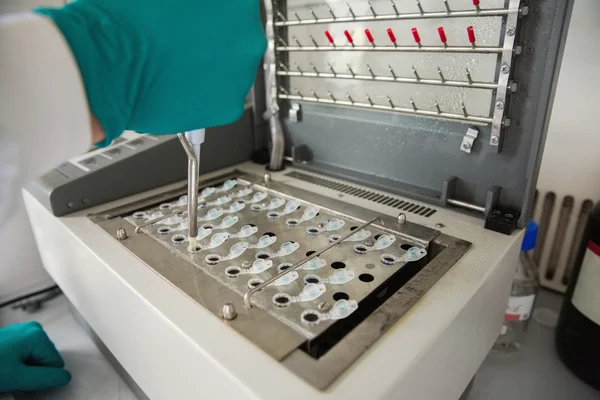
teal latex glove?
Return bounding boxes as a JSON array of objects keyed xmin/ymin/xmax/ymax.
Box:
[
  {"xmin": 36, "ymin": 0, "xmax": 266, "ymax": 146},
  {"xmin": 0, "ymin": 322, "xmax": 71, "ymax": 393}
]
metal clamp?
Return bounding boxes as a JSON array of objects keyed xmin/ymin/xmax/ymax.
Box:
[
  {"xmin": 244, "ymin": 216, "xmax": 383, "ymax": 308},
  {"xmin": 460, "ymin": 127, "xmax": 479, "ymax": 153}
]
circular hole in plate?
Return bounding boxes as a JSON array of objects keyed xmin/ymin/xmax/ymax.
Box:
[
  {"xmin": 306, "ymin": 227, "xmax": 320, "ymax": 235},
  {"xmin": 306, "ymin": 251, "xmax": 316, "ymax": 257},
  {"xmin": 237, "ymin": 200, "xmax": 245, "ymax": 204},
  {"xmin": 133, "ymin": 212, "xmax": 146, "ymax": 219},
  {"xmin": 381, "ymin": 255, "xmax": 397, "ymax": 265},
  {"xmin": 176, "ymin": 212, "xmax": 185, "ymax": 217},
  {"xmin": 354, "ymin": 245, "xmax": 368, "ymax": 255},
  {"xmin": 225, "ymin": 267, "xmax": 240, "ymax": 277},
  {"xmin": 172, "ymin": 235, "xmax": 186, "ymax": 244},
  {"xmin": 198, "ymin": 203, "xmax": 208, "ymax": 209},
  {"xmin": 263, "ymin": 232, "xmax": 276, "ymax": 237},
  {"xmin": 158, "ymin": 227, "xmax": 171, "ymax": 235},
  {"xmin": 331, "ymin": 261, "xmax": 346, "ymax": 269},
  {"xmin": 303, "ymin": 312, "xmax": 319, "ymax": 322},
  {"xmin": 374, "ymin": 234, "xmax": 382, "ymax": 240},
  {"xmin": 202, "ymin": 224, "xmax": 213, "ymax": 230},
  {"xmin": 359, "ymin": 273, "xmax": 375, "ymax": 283},
  {"xmin": 329, "ymin": 235, "xmax": 340, "ymax": 243},
  {"xmin": 365, "ymin": 263, "xmax": 376, "ymax": 270},
  {"xmin": 247, "ymin": 278, "xmax": 264, "ymax": 289},
  {"xmin": 333, "ymin": 292, "xmax": 350, "ymax": 301},
  {"xmin": 248, "ymin": 224, "xmax": 257, "ymax": 227},
  {"xmin": 304, "ymin": 275, "xmax": 320, "ymax": 284},
  {"xmin": 208, "ymin": 256, "xmax": 220, "ymax": 262},
  {"xmin": 350, "ymin": 226, "xmax": 358, "ymax": 231},
  {"xmin": 286, "ymin": 219, "xmax": 299, "ymax": 227},
  {"xmin": 267, "ymin": 212, "xmax": 280, "ymax": 219},
  {"xmin": 273, "ymin": 294, "xmax": 290, "ymax": 307},
  {"xmin": 278, "ymin": 263, "xmax": 292, "ymax": 272},
  {"xmin": 194, "ymin": 245, "xmax": 202, "ymax": 252},
  {"xmin": 250, "ymin": 204, "xmax": 262, "ymax": 212},
  {"xmin": 159, "ymin": 203, "xmax": 171, "ymax": 210},
  {"xmin": 256, "ymin": 252, "xmax": 270, "ymax": 260},
  {"xmin": 400, "ymin": 244, "xmax": 412, "ymax": 251}
]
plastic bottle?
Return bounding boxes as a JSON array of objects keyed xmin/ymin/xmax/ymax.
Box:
[{"xmin": 493, "ymin": 221, "xmax": 539, "ymax": 353}]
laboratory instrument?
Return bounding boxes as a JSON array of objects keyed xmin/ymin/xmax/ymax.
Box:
[
  {"xmin": 23, "ymin": 1, "xmax": 574, "ymax": 399},
  {"xmin": 556, "ymin": 200, "xmax": 600, "ymax": 391}
]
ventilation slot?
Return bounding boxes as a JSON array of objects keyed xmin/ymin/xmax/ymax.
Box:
[
  {"xmin": 533, "ymin": 190, "xmax": 596, "ymax": 293},
  {"xmin": 285, "ymin": 171, "xmax": 437, "ymax": 218}
]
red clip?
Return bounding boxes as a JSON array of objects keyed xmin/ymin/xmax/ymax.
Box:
[
  {"xmin": 344, "ymin": 30, "xmax": 354, "ymax": 44},
  {"xmin": 387, "ymin": 28, "xmax": 397, "ymax": 43},
  {"xmin": 473, "ymin": 0, "xmax": 480, "ymax": 6},
  {"xmin": 365, "ymin": 29, "xmax": 374, "ymax": 44},
  {"xmin": 467, "ymin": 26, "xmax": 476, "ymax": 44},
  {"xmin": 411, "ymin": 27, "xmax": 421, "ymax": 44},
  {"xmin": 438, "ymin": 27, "xmax": 447, "ymax": 44},
  {"xmin": 325, "ymin": 30, "xmax": 335, "ymax": 44}
]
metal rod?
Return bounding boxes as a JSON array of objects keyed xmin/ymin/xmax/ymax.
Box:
[
  {"xmin": 391, "ymin": 0, "xmax": 399, "ymax": 15},
  {"xmin": 366, "ymin": 95, "xmax": 374, "ymax": 106},
  {"xmin": 276, "ymin": 45, "xmax": 503, "ymax": 54},
  {"xmin": 447, "ymin": 198, "xmax": 485, "ymax": 213},
  {"xmin": 177, "ymin": 133, "xmax": 199, "ymax": 252},
  {"xmin": 278, "ymin": 94, "xmax": 494, "ymax": 124},
  {"xmin": 410, "ymin": 98, "xmax": 418, "ymax": 111},
  {"xmin": 466, "ymin": 67, "xmax": 473, "ymax": 84},
  {"xmin": 367, "ymin": 64, "xmax": 375, "ymax": 78},
  {"xmin": 387, "ymin": 96, "xmax": 395, "ymax": 107},
  {"xmin": 309, "ymin": 35, "xmax": 319, "ymax": 47},
  {"xmin": 274, "ymin": 8, "xmax": 510, "ymax": 26},
  {"xmin": 437, "ymin": 67, "xmax": 446, "ymax": 82},
  {"xmin": 292, "ymin": 36, "xmax": 302, "ymax": 47},
  {"xmin": 310, "ymin": 63, "xmax": 319, "ymax": 73},
  {"xmin": 347, "ymin": 63, "xmax": 355, "ymax": 77},
  {"xmin": 412, "ymin": 66, "xmax": 420, "ymax": 80},
  {"xmin": 461, "ymin": 102, "xmax": 468, "ymax": 118},
  {"xmin": 276, "ymin": 11, "xmax": 286, "ymax": 22},
  {"xmin": 368, "ymin": 1, "xmax": 377, "ymax": 16},
  {"xmin": 443, "ymin": 0, "xmax": 451, "ymax": 13},
  {"xmin": 244, "ymin": 217, "xmax": 383, "ymax": 307},
  {"xmin": 134, "ymin": 206, "xmax": 186, "ymax": 233},
  {"xmin": 310, "ymin": 8, "xmax": 318, "ymax": 20},
  {"xmin": 434, "ymin": 101, "xmax": 442, "ymax": 114},
  {"xmin": 327, "ymin": 5, "xmax": 336, "ymax": 19},
  {"xmin": 292, "ymin": 9, "xmax": 301, "ymax": 21},
  {"xmin": 328, "ymin": 63, "xmax": 337, "ymax": 75},
  {"xmin": 388, "ymin": 65, "xmax": 397, "ymax": 79}
]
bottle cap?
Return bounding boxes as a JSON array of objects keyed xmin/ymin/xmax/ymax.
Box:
[{"xmin": 521, "ymin": 220, "xmax": 539, "ymax": 251}]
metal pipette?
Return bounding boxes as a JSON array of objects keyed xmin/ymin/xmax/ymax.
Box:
[{"xmin": 177, "ymin": 130, "xmax": 205, "ymax": 253}]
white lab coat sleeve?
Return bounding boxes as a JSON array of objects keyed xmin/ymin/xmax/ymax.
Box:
[{"xmin": 0, "ymin": 13, "xmax": 91, "ymax": 226}]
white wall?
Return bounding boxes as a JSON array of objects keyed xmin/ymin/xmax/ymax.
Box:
[
  {"xmin": 0, "ymin": 0, "xmax": 64, "ymax": 302},
  {"xmin": 537, "ymin": 0, "xmax": 600, "ymax": 200}
]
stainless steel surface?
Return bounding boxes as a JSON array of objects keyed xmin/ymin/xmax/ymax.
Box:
[
  {"xmin": 243, "ymin": 216, "xmax": 382, "ymax": 308},
  {"xmin": 221, "ymin": 302, "xmax": 238, "ymax": 321},
  {"xmin": 264, "ymin": 0, "xmax": 285, "ymax": 171},
  {"xmin": 116, "ymin": 228, "xmax": 128, "ymax": 241},
  {"xmin": 489, "ymin": 0, "xmax": 520, "ymax": 151},
  {"xmin": 133, "ymin": 206, "xmax": 186, "ymax": 234},
  {"xmin": 461, "ymin": 127, "xmax": 480, "ymax": 153},
  {"xmin": 277, "ymin": 45, "xmax": 504, "ymax": 53},
  {"xmin": 90, "ymin": 170, "xmax": 471, "ymax": 390},
  {"xmin": 448, "ymin": 198, "xmax": 486, "ymax": 213},
  {"xmin": 275, "ymin": 8, "xmax": 510, "ymax": 26},
  {"xmin": 279, "ymin": 94, "xmax": 493, "ymax": 124},
  {"xmin": 177, "ymin": 133, "xmax": 199, "ymax": 251}
]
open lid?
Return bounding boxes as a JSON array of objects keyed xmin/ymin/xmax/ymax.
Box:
[{"xmin": 258, "ymin": 0, "xmax": 574, "ymax": 232}]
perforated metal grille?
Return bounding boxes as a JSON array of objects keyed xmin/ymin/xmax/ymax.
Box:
[{"xmin": 285, "ymin": 171, "xmax": 437, "ymax": 218}]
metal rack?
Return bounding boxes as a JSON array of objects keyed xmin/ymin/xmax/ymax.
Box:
[{"xmin": 266, "ymin": 0, "xmax": 525, "ymax": 153}]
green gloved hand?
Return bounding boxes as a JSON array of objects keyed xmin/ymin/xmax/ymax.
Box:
[
  {"xmin": 36, "ymin": 0, "xmax": 266, "ymax": 146},
  {"xmin": 0, "ymin": 321, "xmax": 71, "ymax": 393}
]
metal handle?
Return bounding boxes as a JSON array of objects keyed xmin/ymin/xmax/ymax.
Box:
[
  {"xmin": 243, "ymin": 216, "xmax": 383, "ymax": 308},
  {"xmin": 276, "ymin": 45, "xmax": 503, "ymax": 54}
]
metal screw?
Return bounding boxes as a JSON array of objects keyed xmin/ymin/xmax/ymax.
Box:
[
  {"xmin": 364, "ymin": 240, "xmax": 375, "ymax": 247},
  {"xmin": 462, "ymin": 142, "xmax": 471, "ymax": 150},
  {"xmin": 496, "ymin": 101, "xmax": 504, "ymax": 110},
  {"xmin": 318, "ymin": 302, "xmax": 331, "ymax": 312},
  {"xmin": 506, "ymin": 26, "xmax": 516, "ymax": 36},
  {"xmin": 520, "ymin": 6, "xmax": 530, "ymax": 16},
  {"xmin": 503, "ymin": 118, "xmax": 512, "ymax": 127},
  {"xmin": 397, "ymin": 213, "xmax": 407, "ymax": 225},
  {"xmin": 491, "ymin": 136, "xmax": 499, "ymax": 145},
  {"xmin": 501, "ymin": 64, "xmax": 510, "ymax": 74},
  {"xmin": 263, "ymin": 172, "xmax": 271, "ymax": 185},
  {"xmin": 116, "ymin": 228, "xmax": 128, "ymax": 241},
  {"xmin": 221, "ymin": 303, "xmax": 237, "ymax": 321},
  {"xmin": 67, "ymin": 201, "xmax": 74, "ymax": 208},
  {"xmin": 435, "ymin": 223, "xmax": 445, "ymax": 229}
]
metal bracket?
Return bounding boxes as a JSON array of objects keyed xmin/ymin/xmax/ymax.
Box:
[
  {"xmin": 460, "ymin": 127, "xmax": 479, "ymax": 153},
  {"xmin": 288, "ymin": 102, "xmax": 302, "ymax": 122}
]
